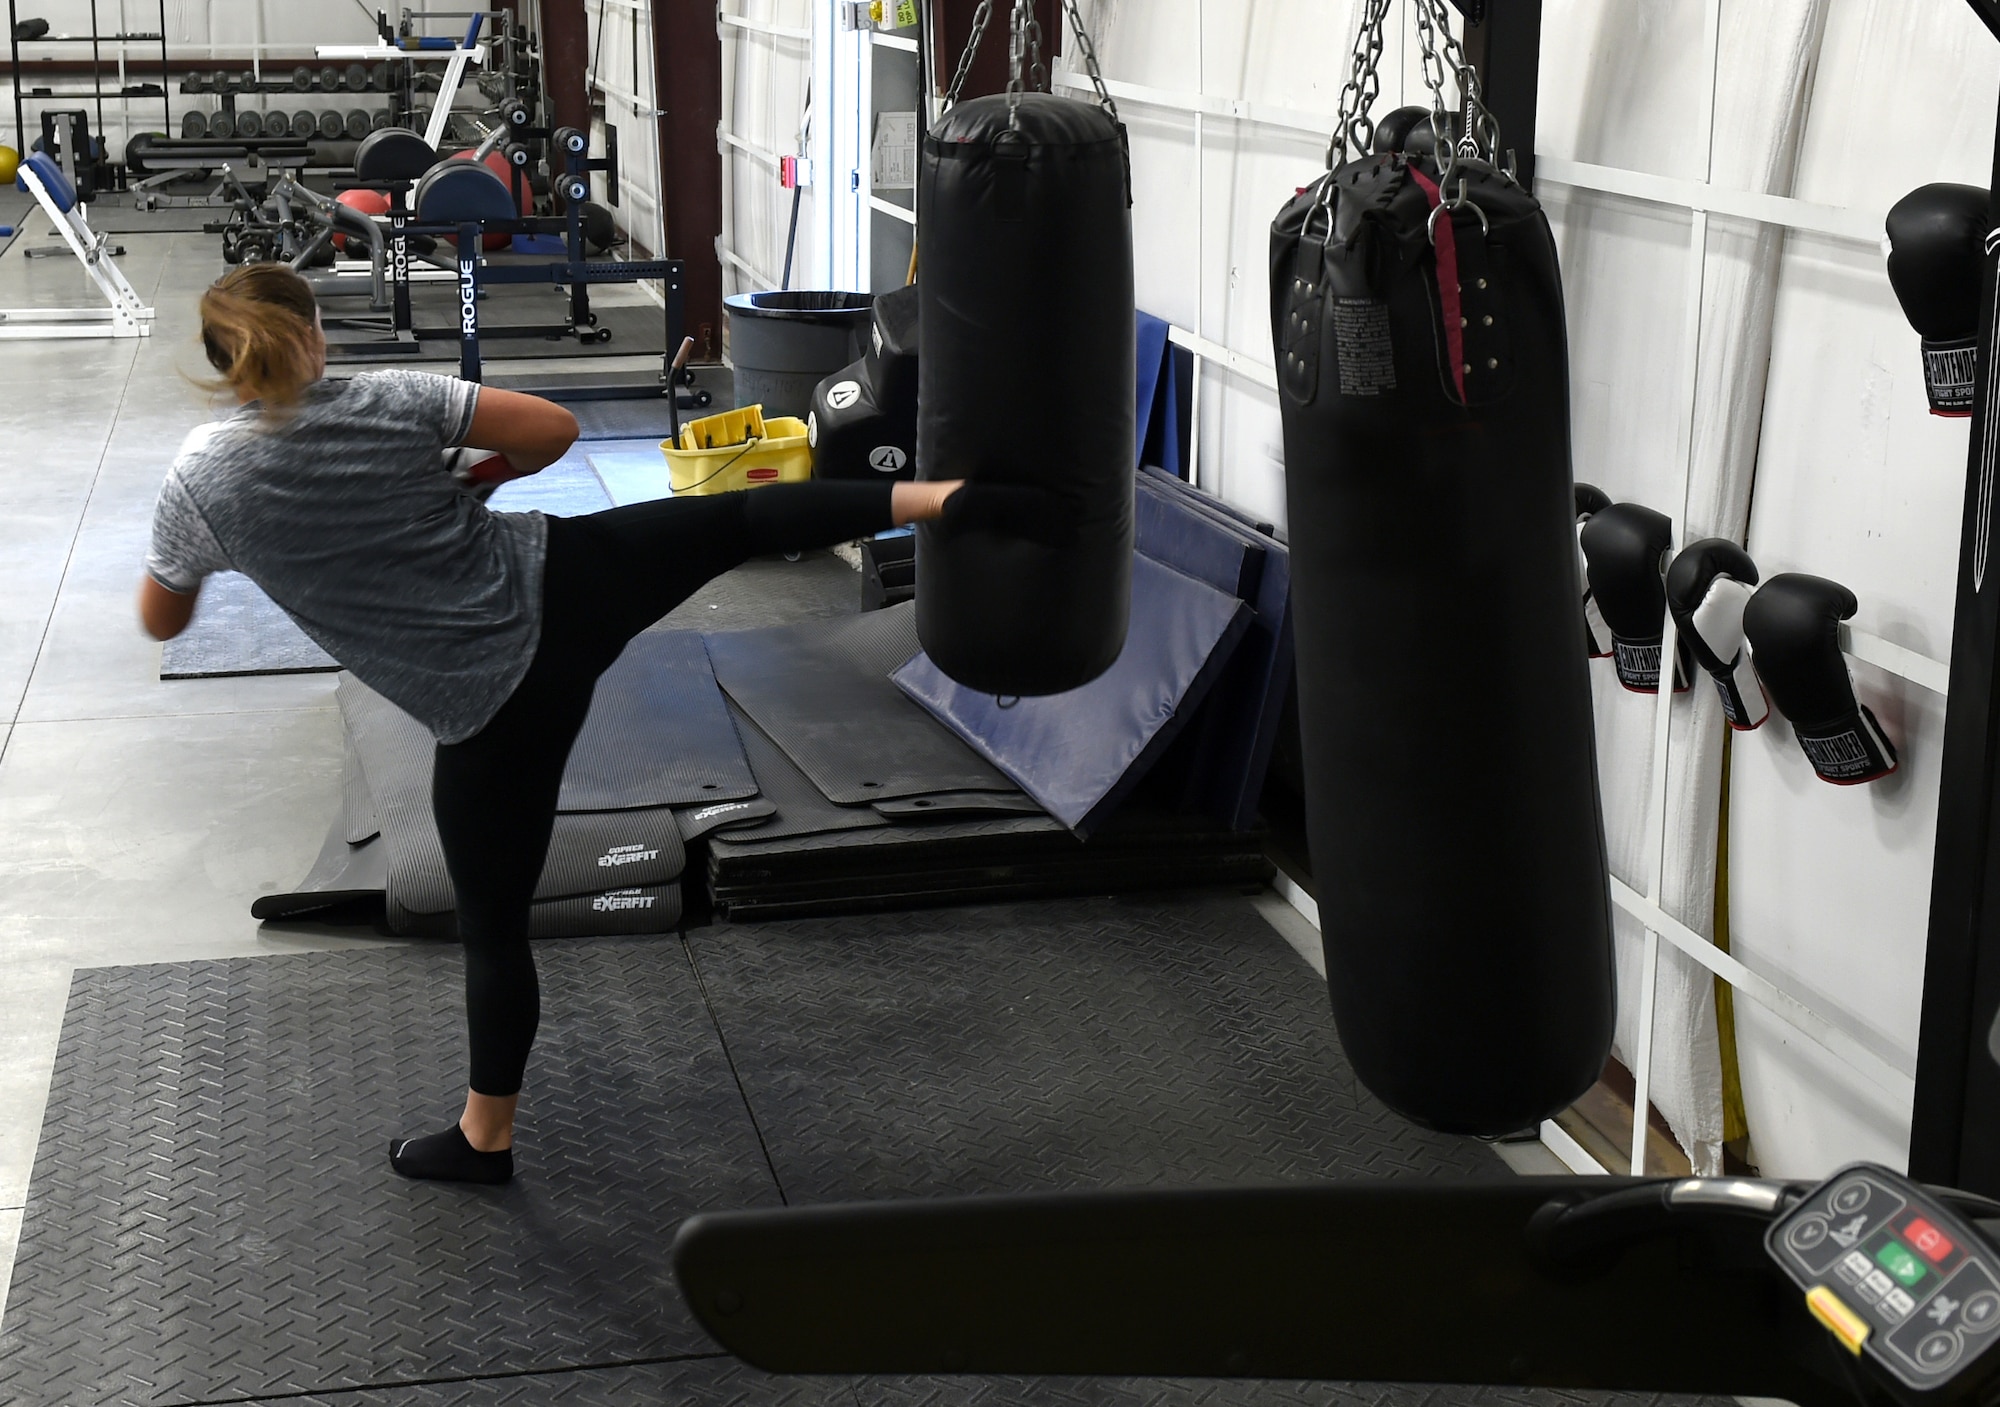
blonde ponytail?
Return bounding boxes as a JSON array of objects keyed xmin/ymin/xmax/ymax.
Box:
[{"xmin": 198, "ymin": 263, "xmax": 322, "ymax": 410}]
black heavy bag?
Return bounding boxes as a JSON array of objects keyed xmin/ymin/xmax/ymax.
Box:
[
  {"xmin": 1270, "ymin": 132, "xmax": 1614, "ymax": 1136},
  {"xmin": 916, "ymin": 92, "xmax": 1135, "ymax": 696}
]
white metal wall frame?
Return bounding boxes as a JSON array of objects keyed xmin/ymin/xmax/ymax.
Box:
[
  {"xmin": 717, "ymin": 2, "xmax": 816, "ymax": 295},
  {"xmin": 1055, "ymin": 0, "xmax": 1932, "ymax": 1177}
]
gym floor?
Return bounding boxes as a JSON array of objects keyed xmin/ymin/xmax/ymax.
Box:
[
  {"xmin": 0, "ymin": 213, "xmax": 1569, "ymax": 1395},
  {"xmin": 0, "ymin": 214, "xmax": 734, "ymax": 1325}
]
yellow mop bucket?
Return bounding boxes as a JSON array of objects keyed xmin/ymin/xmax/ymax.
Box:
[{"xmin": 661, "ymin": 404, "xmax": 814, "ymax": 495}]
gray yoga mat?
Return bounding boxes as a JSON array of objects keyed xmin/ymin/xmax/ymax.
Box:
[
  {"xmin": 704, "ymin": 604, "xmax": 1018, "ymax": 806},
  {"xmin": 337, "ymin": 675, "xmax": 687, "ymax": 927}
]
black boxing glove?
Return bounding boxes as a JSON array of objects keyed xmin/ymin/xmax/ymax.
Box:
[
  {"xmin": 1664, "ymin": 538, "xmax": 1768, "ymax": 729},
  {"xmin": 1580, "ymin": 502, "xmax": 1691, "ymax": 693},
  {"xmin": 1743, "ymin": 573, "xmax": 1897, "ymax": 785},
  {"xmin": 1885, "ymin": 183, "xmax": 1990, "ymax": 416},
  {"xmin": 1575, "ymin": 483, "xmax": 1613, "ymax": 659}
]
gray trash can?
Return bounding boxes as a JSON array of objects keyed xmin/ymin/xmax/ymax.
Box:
[{"xmin": 726, "ymin": 291, "xmax": 876, "ymax": 419}]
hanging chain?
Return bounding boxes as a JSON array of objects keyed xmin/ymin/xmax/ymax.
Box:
[
  {"xmin": 943, "ymin": 0, "xmax": 998, "ymax": 111},
  {"xmin": 1429, "ymin": 0, "xmax": 1504, "ymax": 171},
  {"xmin": 1411, "ymin": 0, "xmax": 1461, "ymax": 190},
  {"xmin": 1061, "ymin": 0, "xmax": 1118, "ymax": 120},
  {"xmin": 1326, "ymin": 0, "xmax": 1393, "ymax": 170},
  {"xmin": 1000, "ymin": 0, "xmax": 1032, "ymax": 126}
]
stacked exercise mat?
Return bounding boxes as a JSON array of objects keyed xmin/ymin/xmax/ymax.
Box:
[{"xmin": 251, "ymin": 468, "xmax": 1288, "ymax": 932}]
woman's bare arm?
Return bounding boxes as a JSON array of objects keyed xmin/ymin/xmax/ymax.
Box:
[
  {"xmin": 138, "ymin": 576, "xmax": 200, "ymax": 640},
  {"xmin": 460, "ymin": 387, "xmax": 580, "ymax": 473}
]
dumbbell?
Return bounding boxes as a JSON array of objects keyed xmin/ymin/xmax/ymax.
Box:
[
  {"xmin": 182, "ymin": 72, "xmax": 209, "ymax": 93},
  {"xmin": 319, "ymin": 65, "xmax": 341, "ymax": 92},
  {"xmin": 343, "ymin": 109, "xmax": 372, "ymax": 140},
  {"xmin": 553, "ymin": 125, "xmax": 588, "ymax": 157},
  {"xmin": 504, "ymin": 101, "xmax": 533, "ymax": 129},
  {"xmin": 370, "ymin": 109, "xmax": 393, "ymax": 131},
  {"xmin": 290, "ymin": 65, "xmax": 312, "ymax": 92},
  {"xmin": 345, "ymin": 62, "xmax": 369, "ymax": 92},
  {"xmin": 207, "ymin": 110, "xmax": 237, "ymax": 139},
  {"xmin": 236, "ymin": 108, "xmax": 265, "ymax": 138},
  {"xmin": 289, "ymin": 110, "xmax": 317, "ymax": 139},
  {"xmin": 180, "ymin": 110, "xmax": 209, "ymax": 138},
  {"xmin": 317, "ymin": 110, "xmax": 345, "ymax": 140}
]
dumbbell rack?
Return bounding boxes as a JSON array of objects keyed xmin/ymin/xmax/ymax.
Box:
[
  {"xmin": 7, "ymin": 0, "xmax": 170, "ymax": 154},
  {"xmin": 177, "ymin": 63, "xmax": 399, "ymax": 145}
]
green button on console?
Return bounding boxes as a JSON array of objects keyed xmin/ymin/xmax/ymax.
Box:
[{"xmin": 1876, "ymin": 1240, "xmax": 1928, "ymax": 1288}]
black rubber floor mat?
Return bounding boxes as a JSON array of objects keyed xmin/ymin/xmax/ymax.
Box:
[
  {"xmin": 159, "ymin": 569, "xmax": 337, "ymax": 679},
  {"xmin": 869, "ymin": 792, "xmax": 1047, "ymax": 821},
  {"xmin": 718, "ymin": 700, "xmax": 886, "ymax": 843},
  {"xmin": 339, "ymin": 677, "xmax": 688, "ymax": 924},
  {"xmin": 0, "ymin": 941, "xmax": 779, "ymax": 1407},
  {"xmin": 686, "ymin": 894, "xmax": 1499, "ymax": 1202},
  {"xmin": 657, "ymin": 552, "xmax": 861, "ymax": 633},
  {"xmin": 216, "ymin": 1358, "xmax": 853, "ymax": 1405},
  {"xmin": 705, "ymin": 604, "xmax": 1016, "ymax": 805},
  {"xmin": 857, "ymin": 1382, "xmax": 1735, "ymax": 1407},
  {"xmin": 254, "ymin": 819, "xmax": 680, "ymax": 938},
  {"xmin": 560, "ymin": 633, "xmax": 759, "ymax": 811}
]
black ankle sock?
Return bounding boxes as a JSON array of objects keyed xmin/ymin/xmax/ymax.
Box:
[{"xmin": 389, "ymin": 1123, "xmax": 514, "ymax": 1184}]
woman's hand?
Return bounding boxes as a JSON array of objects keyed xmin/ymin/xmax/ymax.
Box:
[{"xmin": 890, "ymin": 479, "xmax": 963, "ymax": 525}]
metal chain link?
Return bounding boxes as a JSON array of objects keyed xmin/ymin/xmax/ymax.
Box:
[
  {"xmin": 1007, "ymin": 0, "xmax": 1030, "ymax": 123},
  {"xmin": 1326, "ymin": 0, "xmax": 1394, "ymax": 169},
  {"xmin": 1428, "ymin": 0, "xmax": 1503, "ymax": 170},
  {"xmin": 1061, "ymin": 0, "xmax": 1118, "ymax": 120},
  {"xmin": 1411, "ymin": 0, "xmax": 1460, "ymax": 190},
  {"xmin": 943, "ymin": 0, "xmax": 997, "ymax": 111}
]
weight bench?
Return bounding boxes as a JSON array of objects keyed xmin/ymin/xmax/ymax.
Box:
[{"xmin": 0, "ymin": 153, "xmax": 155, "ymax": 340}]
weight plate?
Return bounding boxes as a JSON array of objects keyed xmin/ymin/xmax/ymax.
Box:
[
  {"xmin": 318, "ymin": 110, "xmax": 345, "ymax": 140},
  {"xmin": 344, "ymin": 109, "xmax": 371, "ymax": 140}
]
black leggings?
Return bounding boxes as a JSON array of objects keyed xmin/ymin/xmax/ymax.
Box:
[{"xmin": 430, "ymin": 481, "xmax": 897, "ymax": 1096}]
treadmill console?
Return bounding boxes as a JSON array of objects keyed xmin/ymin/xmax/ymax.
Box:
[{"xmin": 1769, "ymin": 1163, "xmax": 2000, "ymax": 1404}]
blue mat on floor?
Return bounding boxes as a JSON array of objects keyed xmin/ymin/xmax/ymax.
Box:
[{"xmin": 893, "ymin": 553, "xmax": 1252, "ymax": 835}]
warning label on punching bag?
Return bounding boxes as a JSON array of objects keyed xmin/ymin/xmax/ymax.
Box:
[{"xmin": 1333, "ymin": 298, "xmax": 1396, "ymax": 397}]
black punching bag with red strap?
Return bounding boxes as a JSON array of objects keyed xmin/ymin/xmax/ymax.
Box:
[
  {"xmin": 1270, "ymin": 147, "xmax": 1614, "ymax": 1136},
  {"xmin": 915, "ymin": 92, "xmax": 1135, "ymax": 696}
]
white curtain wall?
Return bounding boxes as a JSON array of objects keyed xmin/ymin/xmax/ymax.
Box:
[{"xmin": 1071, "ymin": 0, "xmax": 1993, "ymax": 1176}]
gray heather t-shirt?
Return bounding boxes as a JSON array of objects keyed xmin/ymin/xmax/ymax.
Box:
[{"xmin": 146, "ymin": 370, "xmax": 547, "ymax": 744}]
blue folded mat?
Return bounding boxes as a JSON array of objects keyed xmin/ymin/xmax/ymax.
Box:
[
  {"xmin": 1137, "ymin": 471, "xmax": 1294, "ymax": 832},
  {"xmin": 892, "ymin": 552, "xmax": 1251, "ymax": 835}
]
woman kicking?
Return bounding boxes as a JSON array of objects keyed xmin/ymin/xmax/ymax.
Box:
[{"xmin": 141, "ymin": 263, "xmax": 963, "ymax": 1184}]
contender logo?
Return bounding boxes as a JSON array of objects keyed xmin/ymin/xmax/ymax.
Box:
[
  {"xmin": 597, "ymin": 844, "xmax": 660, "ymax": 868},
  {"xmin": 593, "ymin": 889, "xmax": 656, "ymax": 913}
]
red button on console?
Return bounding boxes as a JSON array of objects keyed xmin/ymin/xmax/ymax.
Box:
[{"xmin": 1905, "ymin": 1217, "xmax": 1956, "ymax": 1264}]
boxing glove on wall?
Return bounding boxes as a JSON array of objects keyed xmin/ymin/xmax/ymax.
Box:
[
  {"xmin": 1743, "ymin": 573, "xmax": 1898, "ymax": 784},
  {"xmin": 1575, "ymin": 483, "xmax": 1613, "ymax": 659},
  {"xmin": 1580, "ymin": 501, "xmax": 1691, "ymax": 693},
  {"xmin": 1665, "ymin": 538, "xmax": 1768, "ymax": 729},
  {"xmin": 1885, "ymin": 183, "xmax": 1990, "ymax": 416}
]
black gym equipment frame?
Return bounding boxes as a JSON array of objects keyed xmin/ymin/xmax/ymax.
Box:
[{"xmin": 1910, "ymin": 2, "xmax": 2000, "ymax": 1197}]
